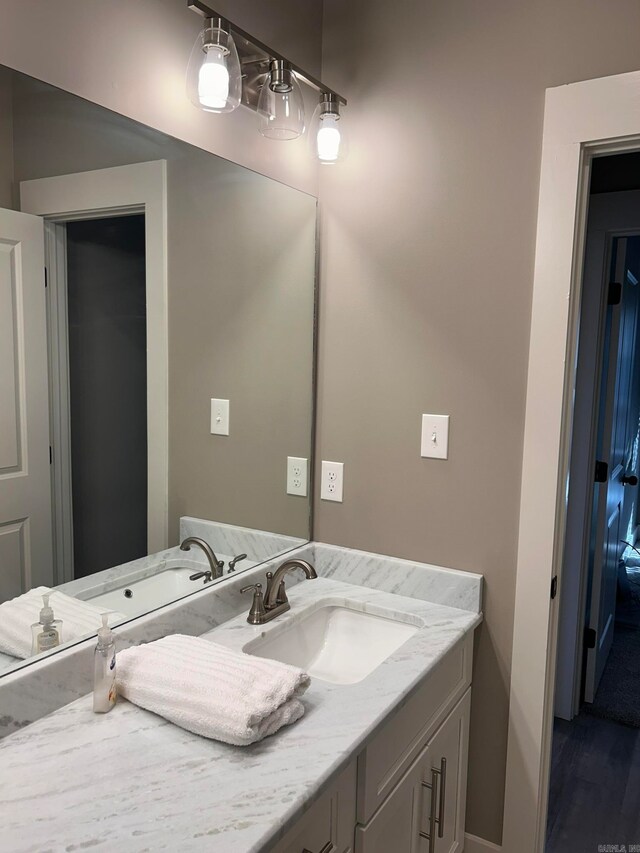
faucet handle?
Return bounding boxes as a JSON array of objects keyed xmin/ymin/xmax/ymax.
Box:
[
  {"xmin": 228, "ymin": 553, "xmax": 248, "ymax": 573},
  {"xmin": 240, "ymin": 583, "xmax": 267, "ymax": 625},
  {"xmin": 189, "ymin": 570, "xmax": 213, "ymax": 583}
]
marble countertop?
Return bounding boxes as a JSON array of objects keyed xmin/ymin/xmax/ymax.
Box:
[{"xmin": 0, "ymin": 577, "xmax": 481, "ymax": 853}]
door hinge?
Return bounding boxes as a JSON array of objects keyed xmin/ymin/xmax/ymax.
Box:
[
  {"xmin": 585, "ymin": 627, "xmax": 597, "ymax": 649},
  {"xmin": 608, "ymin": 280, "xmax": 622, "ymax": 305},
  {"xmin": 594, "ymin": 460, "xmax": 608, "ymax": 482},
  {"xmin": 550, "ymin": 576, "xmax": 558, "ymax": 600},
  {"xmin": 49, "ymin": 446, "xmax": 52, "ymax": 465},
  {"xmin": 44, "ymin": 267, "xmax": 48, "ymax": 288}
]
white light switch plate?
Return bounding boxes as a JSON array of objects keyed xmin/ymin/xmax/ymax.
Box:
[
  {"xmin": 210, "ymin": 399, "xmax": 230, "ymax": 435},
  {"xmin": 287, "ymin": 456, "xmax": 308, "ymax": 496},
  {"xmin": 421, "ymin": 414, "xmax": 449, "ymax": 459},
  {"xmin": 321, "ymin": 460, "xmax": 344, "ymax": 502}
]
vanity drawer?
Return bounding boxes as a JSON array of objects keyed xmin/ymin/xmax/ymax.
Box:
[
  {"xmin": 356, "ymin": 633, "xmax": 472, "ymax": 824},
  {"xmin": 270, "ymin": 760, "xmax": 357, "ymax": 853}
]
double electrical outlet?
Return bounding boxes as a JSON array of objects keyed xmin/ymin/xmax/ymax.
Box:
[
  {"xmin": 287, "ymin": 457, "xmax": 308, "ymax": 497},
  {"xmin": 287, "ymin": 456, "xmax": 344, "ymax": 503},
  {"xmin": 287, "ymin": 458, "xmax": 344, "ymax": 502},
  {"xmin": 320, "ymin": 460, "xmax": 344, "ymax": 502}
]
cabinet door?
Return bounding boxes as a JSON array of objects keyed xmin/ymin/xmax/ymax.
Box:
[
  {"xmin": 272, "ymin": 760, "xmax": 357, "ymax": 853},
  {"xmin": 355, "ymin": 689, "xmax": 471, "ymax": 853},
  {"xmin": 354, "ymin": 757, "xmax": 424, "ymax": 853},
  {"xmin": 424, "ymin": 689, "xmax": 470, "ymax": 853}
]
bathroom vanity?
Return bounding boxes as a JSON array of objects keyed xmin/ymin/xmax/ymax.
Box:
[
  {"xmin": 272, "ymin": 637, "xmax": 471, "ymax": 853},
  {"xmin": 0, "ymin": 545, "xmax": 481, "ymax": 853}
]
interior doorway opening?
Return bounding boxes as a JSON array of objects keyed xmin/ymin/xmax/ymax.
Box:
[{"xmin": 547, "ymin": 152, "xmax": 640, "ymax": 850}]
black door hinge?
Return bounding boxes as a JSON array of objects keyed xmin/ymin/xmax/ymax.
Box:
[
  {"xmin": 608, "ymin": 280, "xmax": 622, "ymax": 305},
  {"xmin": 550, "ymin": 576, "xmax": 558, "ymax": 600},
  {"xmin": 585, "ymin": 627, "xmax": 597, "ymax": 649},
  {"xmin": 594, "ymin": 460, "xmax": 608, "ymax": 482}
]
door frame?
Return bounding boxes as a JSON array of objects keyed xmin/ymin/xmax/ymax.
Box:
[
  {"xmin": 502, "ymin": 70, "xmax": 640, "ymax": 852},
  {"xmin": 20, "ymin": 160, "xmax": 169, "ymax": 580}
]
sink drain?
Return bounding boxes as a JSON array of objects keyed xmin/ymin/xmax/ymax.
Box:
[{"xmin": 124, "ymin": 588, "xmax": 133, "ymax": 598}]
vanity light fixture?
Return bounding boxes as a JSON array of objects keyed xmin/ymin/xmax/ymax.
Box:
[
  {"xmin": 187, "ymin": 1, "xmax": 347, "ymax": 160},
  {"xmin": 186, "ymin": 16, "xmax": 242, "ymax": 113},
  {"xmin": 310, "ymin": 94, "xmax": 346, "ymax": 164},
  {"xmin": 257, "ymin": 60, "xmax": 305, "ymax": 141}
]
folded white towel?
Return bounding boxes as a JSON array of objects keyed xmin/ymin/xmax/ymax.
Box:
[
  {"xmin": 117, "ymin": 634, "xmax": 311, "ymax": 746},
  {"xmin": 0, "ymin": 586, "xmax": 126, "ymax": 659}
]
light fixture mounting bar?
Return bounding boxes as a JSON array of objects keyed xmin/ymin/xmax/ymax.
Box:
[{"xmin": 187, "ymin": 0, "xmax": 347, "ymax": 107}]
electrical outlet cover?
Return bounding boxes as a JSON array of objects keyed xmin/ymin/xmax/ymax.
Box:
[
  {"xmin": 287, "ymin": 456, "xmax": 308, "ymax": 497},
  {"xmin": 321, "ymin": 460, "xmax": 344, "ymax": 502}
]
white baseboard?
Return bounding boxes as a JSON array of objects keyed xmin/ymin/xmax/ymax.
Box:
[{"xmin": 464, "ymin": 832, "xmax": 502, "ymax": 852}]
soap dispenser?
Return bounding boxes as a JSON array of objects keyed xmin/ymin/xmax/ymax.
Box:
[
  {"xmin": 30, "ymin": 593, "xmax": 63, "ymax": 655},
  {"xmin": 93, "ymin": 614, "xmax": 117, "ymax": 713}
]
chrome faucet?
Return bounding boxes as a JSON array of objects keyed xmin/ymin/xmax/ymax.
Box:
[
  {"xmin": 240, "ymin": 559, "xmax": 317, "ymax": 624},
  {"xmin": 180, "ymin": 537, "xmax": 224, "ymax": 581}
]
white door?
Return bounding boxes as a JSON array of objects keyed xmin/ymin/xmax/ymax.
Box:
[
  {"xmin": 585, "ymin": 236, "xmax": 640, "ymax": 701},
  {"xmin": 0, "ymin": 208, "xmax": 52, "ymax": 602}
]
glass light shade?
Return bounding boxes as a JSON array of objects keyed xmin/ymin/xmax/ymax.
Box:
[
  {"xmin": 257, "ymin": 65, "xmax": 305, "ymax": 140},
  {"xmin": 309, "ymin": 97, "xmax": 347, "ymax": 164},
  {"xmin": 186, "ymin": 22, "xmax": 242, "ymax": 113}
]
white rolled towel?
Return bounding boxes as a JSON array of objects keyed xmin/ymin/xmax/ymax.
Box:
[
  {"xmin": 117, "ymin": 634, "xmax": 311, "ymax": 746},
  {"xmin": 0, "ymin": 586, "xmax": 126, "ymax": 659}
]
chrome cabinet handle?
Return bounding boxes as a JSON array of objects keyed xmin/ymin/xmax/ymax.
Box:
[
  {"xmin": 302, "ymin": 842, "xmax": 333, "ymax": 853},
  {"xmin": 436, "ymin": 757, "xmax": 446, "ymax": 838},
  {"xmin": 419, "ymin": 770, "xmax": 438, "ymax": 852},
  {"xmin": 418, "ymin": 757, "xmax": 447, "ymax": 848}
]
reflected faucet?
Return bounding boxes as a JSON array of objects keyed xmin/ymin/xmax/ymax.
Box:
[{"xmin": 180, "ymin": 537, "xmax": 224, "ymax": 580}]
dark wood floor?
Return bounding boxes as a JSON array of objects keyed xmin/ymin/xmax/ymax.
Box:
[{"xmin": 546, "ymin": 713, "xmax": 640, "ymax": 852}]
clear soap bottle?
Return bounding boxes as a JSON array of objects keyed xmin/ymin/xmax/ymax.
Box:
[
  {"xmin": 93, "ymin": 614, "xmax": 117, "ymax": 713},
  {"xmin": 30, "ymin": 593, "xmax": 63, "ymax": 655}
]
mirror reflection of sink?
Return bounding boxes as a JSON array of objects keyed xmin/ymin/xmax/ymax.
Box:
[
  {"xmin": 86, "ymin": 560, "xmax": 260, "ymax": 618},
  {"xmin": 88, "ymin": 568, "xmax": 200, "ymax": 616},
  {"xmin": 243, "ymin": 604, "xmax": 420, "ymax": 685}
]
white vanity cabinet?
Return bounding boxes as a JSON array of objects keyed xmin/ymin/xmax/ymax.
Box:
[{"xmin": 270, "ymin": 634, "xmax": 473, "ymax": 853}]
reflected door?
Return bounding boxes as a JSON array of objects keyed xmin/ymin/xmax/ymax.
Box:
[{"xmin": 0, "ymin": 208, "xmax": 52, "ymax": 602}]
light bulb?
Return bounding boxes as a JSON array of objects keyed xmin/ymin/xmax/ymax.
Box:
[
  {"xmin": 186, "ymin": 18, "xmax": 242, "ymax": 114},
  {"xmin": 198, "ymin": 46, "xmax": 230, "ymax": 110},
  {"xmin": 309, "ymin": 94, "xmax": 347, "ymax": 164},
  {"xmin": 317, "ymin": 114, "xmax": 341, "ymax": 162}
]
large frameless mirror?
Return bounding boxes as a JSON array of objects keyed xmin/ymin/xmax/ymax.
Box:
[{"xmin": 0, "ymin": 66, "xmax": 316, "ymax": 677}]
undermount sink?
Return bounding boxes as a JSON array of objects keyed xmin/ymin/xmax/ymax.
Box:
[{"xmin": 243, "ymin": 603, "xmax": 420, "ymax": 684}]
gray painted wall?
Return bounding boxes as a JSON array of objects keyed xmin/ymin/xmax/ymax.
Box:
[{"xmin": 318, "ymin": 0, "xmax": 640, "ymax": 844}]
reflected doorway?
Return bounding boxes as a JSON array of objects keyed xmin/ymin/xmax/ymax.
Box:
[{"xmin": 64, "ymin": 215, "xmax": 147, "ymax": 578}]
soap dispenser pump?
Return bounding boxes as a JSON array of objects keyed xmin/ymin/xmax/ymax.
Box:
[
  {"xmin": 30, "ymin": 593, "xmax": 63, "ymax": 655},
  {"xmin": 93, "ymin": 614, "xmax": 117, "ymax": 713}
]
